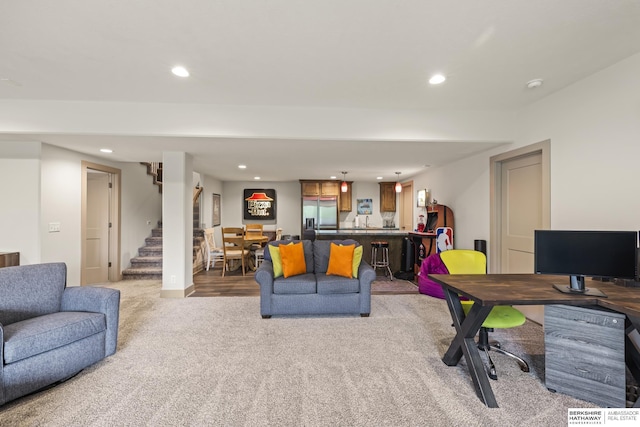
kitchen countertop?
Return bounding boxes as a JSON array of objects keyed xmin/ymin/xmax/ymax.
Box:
[{"xmin": 316, "ymin": 229, "xmax": 407, "ymax": 236}]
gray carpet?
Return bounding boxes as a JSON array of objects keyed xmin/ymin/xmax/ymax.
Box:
[{"xmin": 0, "ymin": 280, "xmax": 595, "ymax": 426}]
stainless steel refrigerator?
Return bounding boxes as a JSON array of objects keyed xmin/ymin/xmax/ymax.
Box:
[{"xmin": 302, "ymin": 196, "xmax": 338, "ymax": 230}]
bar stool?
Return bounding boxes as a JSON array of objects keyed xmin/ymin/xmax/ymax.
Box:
[{"xmin": 371, "ymin": 241, "xmax": 393, "ymax": 280}]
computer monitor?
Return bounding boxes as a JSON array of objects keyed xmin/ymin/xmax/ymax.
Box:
[{"xmin": 534, "ymin": 230, "xmax": 638, "ymax": 297}]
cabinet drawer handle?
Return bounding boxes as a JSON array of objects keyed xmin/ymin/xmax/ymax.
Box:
[{"xmin": 574, "ymin": 367, "xmax": 590, "ymax": 373}]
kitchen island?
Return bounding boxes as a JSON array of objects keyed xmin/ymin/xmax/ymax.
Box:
[{"xmin": 316, "ymin": 229, "xmax": 408, "ymax": 275}]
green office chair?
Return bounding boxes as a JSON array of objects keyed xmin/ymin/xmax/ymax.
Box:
[{"xmin": 440, "ymin": 249, "xmax": 530, "ymax": 380}]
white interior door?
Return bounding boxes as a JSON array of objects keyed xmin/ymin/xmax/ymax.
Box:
[
  {"xmin": 501, "ymin": 153, "xmax": 542, "ymax": 272},
  {"xmin": 500, "ymin": 152, "xmax": 544, "ymax": 323},
  {"xmin": 84, "ymin": 170, "xmax": 110, "ymax": 284},
  {"xmin": 400, "ymin": 181, "xmax": 413, "ymax": 231}
]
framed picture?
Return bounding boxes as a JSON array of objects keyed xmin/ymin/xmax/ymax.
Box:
[
  {"xmin": 243, "ymin": 189, "xmax": 276, "ymax": 220},
  {"xmin": 357, "ymin": 198, "xmax": 373, "ymax": 215},
  {"xmin": 417, "ymin": 189, "xmax": 428, "ymax": 207},
  {"xmin": 212, "ymin": 193, "xmax": 221, "ymax": 226}
]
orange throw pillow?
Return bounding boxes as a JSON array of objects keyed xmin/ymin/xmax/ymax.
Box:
[
  {"xmin": 279, "ymin": 242, "xmax": 307, "ymax": 278},
  {"xmin": 326, "ymin": 243, "xmax": 355, "ymax": 278}
]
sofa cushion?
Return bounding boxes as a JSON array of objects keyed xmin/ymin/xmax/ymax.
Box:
[
  {"xmin": 313, "ymin": 239, "xmax": 360, "ymax": 274},
  {"xmin": 316, "ymin": 274, "xmax": 360, "ymax": 294},
  {"xmin": 0, "ymin": 263, "xmax": 67, "ymax": 326},
  {"xmin": 279, "ymin": 242, "xmax": 307, "ymax": 278},
  {"xmin": 273, "ymin": 273, "xmax": 317, "ymax": 294},
  {"xmin": 3, "ymin": 311, "xmax": 107, "ymax": 364},
  {"xmin": 265, "ymin": 240, "xmax": 314, "ymax": 274},
  {"xmin": 326, "ymin": 243, "xmax": 355, "ymax": 278}
]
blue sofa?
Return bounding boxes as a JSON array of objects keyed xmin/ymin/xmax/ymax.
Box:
[
  {"xmin": 0, "ymin": 263, "xmax": 120, "ymax": 405},
  {"xmin": 255, "ymin": 239, "xmax": 375, "ymax": 318}
]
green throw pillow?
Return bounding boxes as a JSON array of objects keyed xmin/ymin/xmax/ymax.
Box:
[
  {"xmin": 341, "ymin": 243, "xmax": 363, "ymax": 278},
  {"xmin": 269, "ymin": 242, "xmax": 294, "ymax": 278},
  {"xmin": 352, "ymin": 245, "xmax": 363, "ymax": 278}
]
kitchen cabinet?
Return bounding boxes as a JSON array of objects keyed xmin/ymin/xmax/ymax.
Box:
[
  {"xmin": 300, "ymin": 180, "xmax": 341, "ymax": 197},
  {"xmin": 321, "ymin": 181, "xmax": 339, "ymax": 196},
  {"xmin": 301, "ymin": 181, "xmax": 320, "ymax": 197},
  {"xmin": 379, "ymin": 182, "xmax": 396, "ymax": 212},
  {"xmin": 339, "ymin": 182, "xmax": 352, "ymax": 212}
]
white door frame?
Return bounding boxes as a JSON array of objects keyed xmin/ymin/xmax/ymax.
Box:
[
  {"xmin": 489, "ymin": 140, "xmax": 551, "ymax": 273},
  {"xmin": 81, "ymin": 161, "xmax": 122, "ymax": 284}
]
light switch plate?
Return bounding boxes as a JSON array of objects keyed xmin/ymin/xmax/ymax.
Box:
[{"xmin": 48, "ymin": 222, "xmax": 61, "ymax": 232}]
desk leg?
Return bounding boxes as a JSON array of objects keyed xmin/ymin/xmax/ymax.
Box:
[{"xmin": 441, "ymin": 288, "xmax": 498, "ymax": 408}]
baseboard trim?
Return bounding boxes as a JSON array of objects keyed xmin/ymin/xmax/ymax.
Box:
[{"xmin": 160, "ymin": 284, "xmax": 195, "ymax": 298}]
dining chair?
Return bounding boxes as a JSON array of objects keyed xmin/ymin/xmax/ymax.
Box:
[
  {"xmin": 245, "ymin": 224, "xmax": 265, "ymax": 247},
  {"xmin": 221, "ymin": 227, "xmax": 250, "ymax": 277},
  {"xmin": 203, "ymin": 228, "xmax": 224, "ymax": 271},
  {"xmin": 245, "ymin": 224, "xmax": 266, "ymax": 268}
]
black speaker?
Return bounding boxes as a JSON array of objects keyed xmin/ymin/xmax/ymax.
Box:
[
  {"xmin": 401, "ymin": 237, "xmax": 415, "ymax": 272},
  {"xmin": 474, "ymin": 239, "xmax": 487, "ymax": 255}
]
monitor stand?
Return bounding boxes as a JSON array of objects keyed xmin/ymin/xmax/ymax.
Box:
[{"xmin": 552, "ymin": 275, "xmax": 607, "ymax": 297}]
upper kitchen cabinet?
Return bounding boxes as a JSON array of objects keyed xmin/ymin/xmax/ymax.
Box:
[
  {"xmin": 339, "ymin": 182, "xmax": 352, "ymax": 212},
  {"xmin": 379, "ymin": 182, "xmax": 397, "ymax": 212},
  {"xmin": 301, "ymin": 181, "xmax": 320, "ymax": 197},
  {"xmin": 300, "ymin": 180, "xmax": 340, "ymax": 197},
  {"xmin": 321, "ymin": 181, "xmax": 339, "ymax": 196}
]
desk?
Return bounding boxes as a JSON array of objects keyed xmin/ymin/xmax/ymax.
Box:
[{"xmin": 428, "ymin": 273, "xmax": 640, "ymax": 408}]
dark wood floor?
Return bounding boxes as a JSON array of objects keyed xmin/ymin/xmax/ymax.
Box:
[{"xmin": 191, "ymin": 265, "xmax": 419, "ymax": 297}]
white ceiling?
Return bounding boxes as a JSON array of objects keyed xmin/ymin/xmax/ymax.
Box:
[{"xmin": 1, "ymin": 0, "xmax": 640, "ymax": 181}]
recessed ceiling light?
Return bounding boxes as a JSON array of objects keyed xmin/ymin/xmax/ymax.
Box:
[
  {"xmin": 330, "ymin": 176, "xmax": 337, "ymax": 180},
  {"xmin": 100, "ymin": 148, "xmax": 113, "ymax": 153},
  {"xmin": 254, "ymin": 176, "xmax": 261, "ymax": 180},
  {"xmin": 526, "ymin": 79, "xmax": 543, "ymax": 89},
  {"xmin": 238, "ymin": 165, "xmax": 247, "ymax": 169},
  {"xmin": 376, "ymin": 176, "xmax": 383, "ymax": 180},
  {"xmin": 429, "ymin": 74, "xmax": 446, "ymax": 85},
  {"xmin": 171, "ymin": 66, "xmax": 190, "ymax": 77}
]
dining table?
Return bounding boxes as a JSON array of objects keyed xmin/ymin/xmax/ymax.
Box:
[{"xmin": 244, "ymin": 235, "xmax": 269, "ymax": 271}]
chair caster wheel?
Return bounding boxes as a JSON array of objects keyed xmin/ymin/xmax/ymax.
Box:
[{"xmin": 488, "ymin": 368, "xmax": 497, "ymax": 381}]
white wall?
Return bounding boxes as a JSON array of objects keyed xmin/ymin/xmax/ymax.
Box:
[
  {"xmin": 0, "ymin": 141, "xmax": 41, "ymax": 264},
  {"xmin": 0, "ymin": 142, "xmax": 162, "ymax": 285},
  {"xmin": 410, "ymin": 52, "xmax": 640, "ymax": 254},
  {"xmin": 340, "ymin": 181, "xmax": 398, "ymax": 228},
  {"xmin": 516, "ymin": 53, "xmax": 640, "ymax": 230}
]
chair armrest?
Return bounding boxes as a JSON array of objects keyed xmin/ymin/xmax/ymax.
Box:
[{"xmin": 61, "ymin": 286, "xmax": 121, "ymax": 357}]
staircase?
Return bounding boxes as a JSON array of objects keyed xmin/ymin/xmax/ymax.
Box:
[
  {"xmin": 122, "ymin": 223, "xmax": 164, "ymax": 280},
  {"xmin": 122, "ymin": 164, "xmax": 206, "ymax": 280},
  {"xmin": 141, "ymin": 162, "xmax": 162, "ymax": 193},
  {"xmin": 122, "ymin": 222, "xmax": 206, "ymax": 280}
]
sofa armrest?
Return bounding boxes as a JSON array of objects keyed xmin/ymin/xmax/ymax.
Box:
[
  {"xmin": 255, "ymin": 260, "xmax": 275, "ymax": 317},
  {"xmin": 357, "ymin": 262, "xmax": 375, "ymax": 315},
  {"xmin": 0, "ymin": 323, "xmax": 4, "ymax": 401},
  {"xmin": 358, "ymin": 261, "xmax": 376, "ymax": 290},
  {"xmin": 61, "ymin": 286, "xmax": 121, "ymax": 357}
]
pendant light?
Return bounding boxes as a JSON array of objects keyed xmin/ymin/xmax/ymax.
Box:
[
  {"xmin": 395, "ymin": 172, "xmax": 402, "ymax": 193},
  {"xmin": 341, "ymin": 171, "xmax": 348, "ymax": 193}
]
